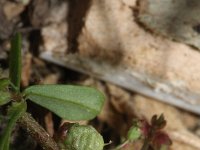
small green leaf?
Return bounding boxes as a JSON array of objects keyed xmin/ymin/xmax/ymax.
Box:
[
  {"xmin": 127, "ymin": 126, "xmax": 141, "ymax": 141},
  {"xmin": 0, "ymin": 102, "xmax": 26, "ymax": 150},
  {"xmin": 0, "ymin": 78, "xmax": 10, "ymax": 90},
  {"xmin": 0, "ymin": 91, "xmax": 11, "ymax": 106},
  {"xmin": 0, "ymin": 78, "xmax": 11, "ymax": 106},
  {"xmin": 24, "ymin": 85, "xmax": 105, "ymax": 120},
  {"xmin": 9, "ymin": 32, "xmax": 22, "ymax": 92}
]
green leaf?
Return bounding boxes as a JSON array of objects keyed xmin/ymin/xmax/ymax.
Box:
[
  {"xmin": 0, "ymin": 78, "xmax": 10, "ymax": 90},
  {"xmin": 127, "ymin": 126, "xmax": 141, "ymax": 141},
  {"xmin": 0, "ymin": 91, "xmax": 11, "ymax": 106},
  {"xmin": 24, "ymin": 85, "xmax": 105, "ymax": 120},
  {"xmin": 0, "ymin": 78, "xmax": 11, "ymax": 106},
  {"xmin": 9, "ymin": 32, "xmax": 22, "ymax": 92},
  {"xmin": 0, "ymin": 102, "xmax": 26, "ymax": 150}
]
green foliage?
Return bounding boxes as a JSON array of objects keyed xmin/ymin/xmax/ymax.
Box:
[
  {"xmin": 0, "ymin": 91, "xmax": 11, "ymax": 106},
  {"xmin": 1, "ymin": 29, "xmax": 172, "ymax": 150},
  {"xmin": 0, "ymin": 102, "xmax": 26, "ymax": 150},
  {"xmin": 0, "ymin": 78, "xmax": 11, "ymax": 105},
  {"xmin": 0, "ymin": 78, "xmax": 10, "ymax": 90},
  {"xmin": 9, "ymin": 32, "xmax": 21, "ymax": 92},
  {"xmin": 0, "ymin": 32, "xmax": 106, "ymax": 149},
  {"xmin": 61, "ymin": 124, "xmax": 104, "ymax": 150},
  {"xmin": 127, "ymin": 125, "xmax": 141, "ymax": 142},
  {"xmin": 24, "ymin": 85, "xmax": 105, "ymax": 120}
]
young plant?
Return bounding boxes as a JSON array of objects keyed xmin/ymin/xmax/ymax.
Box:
[
  {"xmin": 0, "ymin": 33, "xmax": 171, "ymax": 150},
  {"xmin": 113, "ymin": 114, "xmax": 172, "ymax": 150},
  {"xmin": 0, "ymin": 33, "xmax": 105, "ymax": 150}
]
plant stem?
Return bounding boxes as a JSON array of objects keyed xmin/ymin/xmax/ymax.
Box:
[
  {"xmin": 111, "ymin": 140, "xmax": 129, "ymax": 150},
  {"xmin": 18, "ymin": 112, "xmax": 59, "ymax": 150},
  {"xmin": 141, "ymin": 138, "xmax": 149, "ymax": 150}
]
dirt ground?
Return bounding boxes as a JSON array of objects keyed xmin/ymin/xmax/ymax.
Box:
[{"xmin": 0, "ymin": 0, "xmax": 200, "ymax": 150}]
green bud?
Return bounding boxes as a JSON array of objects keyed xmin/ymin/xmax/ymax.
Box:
[
  {"xmin": 61, "ymin": 124, "xmax": 104, "ymax": 150},
  {"xmin": 127, "ymin": 125, "xmax": 141, "ymax": 141}
]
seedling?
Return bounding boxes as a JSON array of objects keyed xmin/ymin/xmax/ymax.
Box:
[
  {"xmin": 0, "ymin": 33, "xmax": 105, "ymax": 150},
  {"xmin": 113, "ymin": 114, "xmax": 172, "ymax": 150},
  {"xmin": 0, "ymin": 33, "xmax": 171, "ymax": 150}
]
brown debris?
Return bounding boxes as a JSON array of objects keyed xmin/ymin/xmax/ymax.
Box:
[{"xmin": 22, "ymin": 52, "xmax": 32, "ymax": 87}]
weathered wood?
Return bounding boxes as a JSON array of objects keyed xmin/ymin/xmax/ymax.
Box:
[
  {"xmin": 139, "ymin": 0, "xmax": 200, "ymax": 49},
  {"xmin": 41, "ymin": 0, "xmax": 200, "ymax": 114}
]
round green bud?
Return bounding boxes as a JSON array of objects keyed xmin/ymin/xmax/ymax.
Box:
[{"xmin": 63, "ymin": 124, "xmax": 104, "ymax": 150}]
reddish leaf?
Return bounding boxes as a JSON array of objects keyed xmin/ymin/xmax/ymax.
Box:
[{"xmin": 152, "ymin": 131, "xmax": 172, "ymax": 150}]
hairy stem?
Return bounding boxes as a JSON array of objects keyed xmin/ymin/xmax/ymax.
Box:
[
  {"xmin": 111, "ymin": 140, "xmax": 129, "ymax": 150},
  {"xmin": 18, "ymin": 112, "xmax": 59, "ymax": 150}
]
